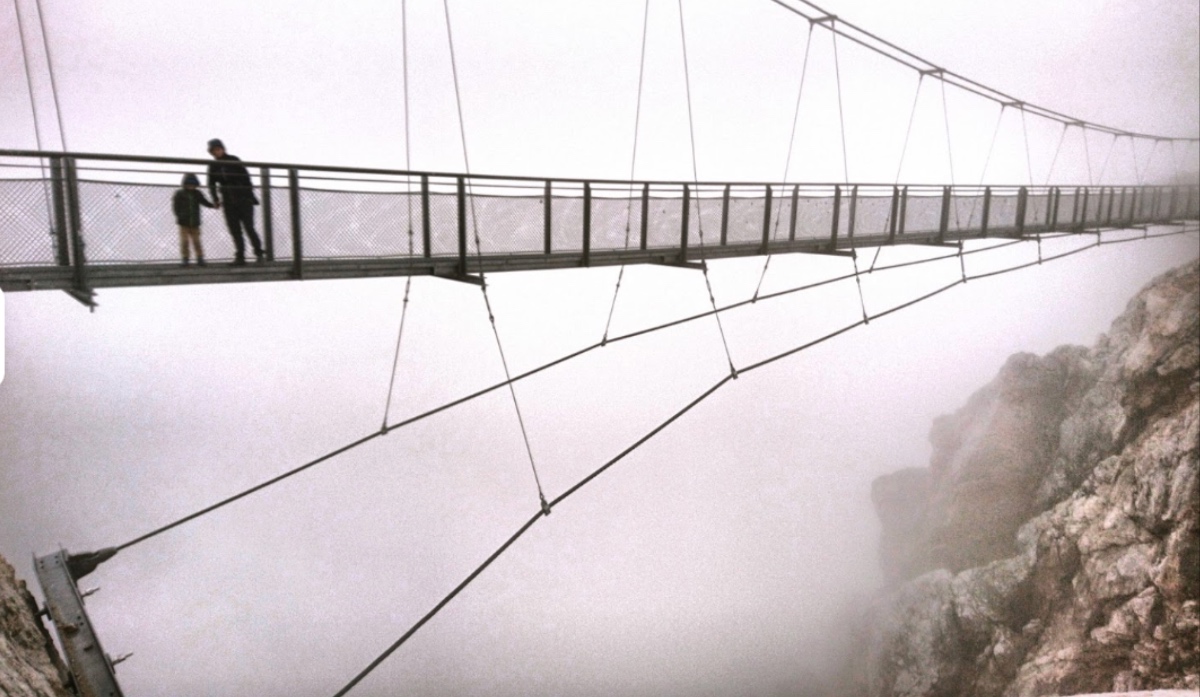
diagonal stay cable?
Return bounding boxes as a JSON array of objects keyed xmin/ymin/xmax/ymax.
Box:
[
  {"xmin": 752, "ymin": 20, "xmax": 815, "ymax": 301},
  {"xmin": 601, "ymin": 0, "xmax": 652, "ymax": 345},
  {"xmin": 939, "ymin": 76, "xmax": 960, "ymax": 230},
  {"xmin": 381, "ymin": 0, "xmax": 419, "ymax": 430},
  {"xmin": 443, "ymin": 0, "xmax": 549, "ymax": 513},
  {"xmin": 328, "ymin": 228, "xmax": 1177, "ymax": 696},
  {"xmin": 107, "ymin": 233, "xmax": 1051, "ymax": 553},
  {"xmin": 966, "ymin": 104, "xmax": 1006, "ymax": 229},
  {"xmin": 677, "ymin": 0, "xmax": 738, "ymax": 377}
]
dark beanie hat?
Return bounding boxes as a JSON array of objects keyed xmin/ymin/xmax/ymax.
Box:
[
  {"xmin": 182, "ymin": 173, "xmax": 200, "ymax": 186},
  {"xmin": 207, "ymin": 138, "xmax": 225, "ymax": 150}
]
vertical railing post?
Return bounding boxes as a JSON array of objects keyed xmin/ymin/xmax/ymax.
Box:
[
  {"xmin": 583, "ymin": 181, "xmax": 592, "ymax": 267},
  {"xmin": 259, "ymin": 167, "xmax": 274, "ymax": 261},
  {"xmin": 898, "ymin": 186, "xmax": 908, "ymax": 236},
  {"xmin": 1168, "ymin": 186, "xmax": 1178, "ymax": 220},
  {"xmin": 1044, "ymin": 188, "xmax": 1055, "ymax": 230},
  {"xmin": 1125, "ymin": 187, "xmax": 1136, "ymax": 227},
  {"xmin": 720, "ymin": 184, "xmax": 730, "ymax": 246},
  {"xmin": 1015, "ymin": 186, "xmax": 1028, "ymax": 237},
  {"xmin": 788, "ymin": 184, "xmax": 799, "ymax": 241},
  {"xmin": 831, "ymin": 185, "xmax": 843, "ymax": 250},
  {"xmin": 639, "ymin": 183, "xmax": 649, "ymax": 250},
  {"xmin": 1104, "ymin": 186, "xmax": 1115, "ymax": 226},
  {"xmin": 456, "ymin": 176, "xmax": 467, "ymax": 275},
  {"xmin": 760, "ymin": 185, "xmax": 773, "ymax": 254},
  {"xmin": 1051, "ymin": 187, "xmax": 1061, "ymax": 230},
  {"xmin": 64, "ymin": 157, "xmax": 89, "ymax": 294},
  {"xmin": 887, "ymin": 185, "xmax": 899, "ymax": 244},
  {"xmin": 1076, "ymin": 187, "xmax": 1088, "ymax": 231},
  {"xmin": 936, "ymin": 186, "xmax": 950, "ymax": 244},
  {"xmin": 50, "ymin": 156, "xmax": 69, "ymax": 266},
  {"xmin": 288, "ymin": 168, "xmax": 303, "ymax": 279},
  {"xmin": 847, "ymin": 185, "xmax": 858, "ymax": 240},
  {"xmin": 680, "ymin": 183, "xmax": 690, "ymax": 262},
  {"xmin": 543, "ymin": 180, "xmax": 552, "ymax": 255},
  {"xmin": 421, "ymin": 175, "xmax": 431, "ymax": 258},
  {"xmin": 981, "ymin": 186, "xmax": 992, "ymax": 237}
]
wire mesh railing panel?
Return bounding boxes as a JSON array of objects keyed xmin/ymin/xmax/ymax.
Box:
[
  {"xmin": 550, "ymin": 193, "xmax": 585, "ymax": 252},
  {"xmin": 589, "ymin": 195, "xmax": 642, "ymax": 252},
  {"xmin": 953, "ymin": 194, "xmax": 983, "ymax": 231},
  {"xmin": 298, "ymin": 189, "xmax": 420, "ymax": 259},
  {"xmin": 78, "ymin": 180, "xmax": 228, "ymax": 263},
  {"xmin": 1026, "ymin": 192, "xmax": 1050, "ymax": 231},
  {"xmin": 793, "ymin": 196, "xmax": 834, "ymax": 241},
  {"xmin": 988, "ymin": 193, "xmax": 1018, "ymax": 231},
  {"xmin": 686, "ymin": 193, "xmax": 727, "ymax": 250},
  {"xmin": 644, "ymin": 190, "xmax": 684, "ymax": 249},
  {"xmin": 0, "ymin": 179, "xmax": 58, "ymax": 266},
  {"xmin": 901, "ymin": 194, "xmax": 942, "ymax": 234},
  {"xmin": 426, "ymin": 191, "xmax": 459, "ymax": 257},
  {"xmin": 853, "ymin": 195, "xmax": 892, "ymax": 238},
  {"xmin": 467, "ymin": 194, "xmax": 543, "ymax": 255},
  {"xmin": 724, "ymin": 194, "xmax": 766, "ymax": 244},
  {"xmin": 764, "ymin": 188, "xmax": 793, "ymax": 243}
]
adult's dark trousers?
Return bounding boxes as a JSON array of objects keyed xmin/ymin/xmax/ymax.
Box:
[{"xmin": 222, "ymin": 197, "xmax": 264, "ymax": 260}]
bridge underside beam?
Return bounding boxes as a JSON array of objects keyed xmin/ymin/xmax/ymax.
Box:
[{"xmin": 0, "ymin": 224, "xmax": 1176, "ymax": 294}]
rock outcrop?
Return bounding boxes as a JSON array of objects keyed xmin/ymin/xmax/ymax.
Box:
[
  {"xmin": 858, "ymin": 260, "xmax": 1199, "ymax": 696},
  {"xmin": 0, "ymin": 554, "xmax": 70, "ymax": 696}
]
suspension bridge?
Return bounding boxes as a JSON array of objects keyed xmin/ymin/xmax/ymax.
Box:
[{"xmin": 3, "ymin": 0, "xmax": 1198, "ymax": 695}]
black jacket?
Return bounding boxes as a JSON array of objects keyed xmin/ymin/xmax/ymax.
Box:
[
  {"xmin": 172, "ymin": 188, "xmax": 215, "ymax": 227},
  {"xmin": 207, "ymin": 154, "xmax": 259, "ymax": 206}
]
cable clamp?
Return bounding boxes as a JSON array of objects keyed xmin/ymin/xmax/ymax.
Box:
[{"xmin": 540, "ymin": 495, "xmax": 552, "ymax": 517}]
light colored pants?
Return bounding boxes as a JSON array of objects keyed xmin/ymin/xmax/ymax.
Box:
[{"xmin": 179, "ymin": 225, "xmax": 204, "ymax": 262}]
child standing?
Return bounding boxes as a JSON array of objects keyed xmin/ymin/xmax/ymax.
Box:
[{"xmin": 172, "ymin": 173, "xmax": 214, "ymax": 265}]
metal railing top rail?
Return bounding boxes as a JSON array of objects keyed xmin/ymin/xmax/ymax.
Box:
[{"xmin": 0, "ymin": 148, "xmax": 1176, "ymax": 191}]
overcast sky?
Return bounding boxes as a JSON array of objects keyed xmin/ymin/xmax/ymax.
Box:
[{"xmin": 1, "ymin": 1, "xmax": 1198, "ymax": 696}]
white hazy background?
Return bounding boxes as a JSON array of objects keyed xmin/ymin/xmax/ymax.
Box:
[{"xmin": 1, "ymin": 1, "xmax": 1198, "ymax": 695}]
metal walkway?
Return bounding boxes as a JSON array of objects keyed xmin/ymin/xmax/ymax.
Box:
[{"xmin": 2, "ymin": 149, "xmax": 1197, "ymax": 302}]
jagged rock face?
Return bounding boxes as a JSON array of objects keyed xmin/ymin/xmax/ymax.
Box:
[
  {"xmin": 0, "ymin": 554, "xmax": 70, "ymax": 697},
  {"xmin": 863, "ymin": 260, "xmax": 1199, "ymax": 697}
]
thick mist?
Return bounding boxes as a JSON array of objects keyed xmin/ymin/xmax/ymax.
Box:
[{"xmin": 1, "ymin": 1, "xmax": 1197, "ymax": 695}]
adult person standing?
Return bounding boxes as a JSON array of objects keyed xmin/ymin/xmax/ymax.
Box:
[{"xmin": 206, "ymin": 138, "xmax": 265, "ymax": 265}]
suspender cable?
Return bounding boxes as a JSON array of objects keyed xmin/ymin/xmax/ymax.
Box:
[
  {"xmin": 1082, "ymin": 125, "xmax": 1095, "ymax": 186},
  {"xmin": 753, "ymin": 20, "xmax": 815, "ymax": 301},
  {"xmin": 443, "ymin": 0, "xmax": 550, "ymax": 513},
  {"xmin": 601, "ymin": 0, "xmax": 651, "ymax": 345},
  {"xmin": 1020, "ymin": 107, "xmax": 1035, "ymax": 187},
  {"xmin": 31, "ymin": 0, "xmax": 66, "ymax": 150},
  {"xmin": 12, "ymin": 0, "xmax": 56, "ymax": 243},
  {"xmin": 381, "ymin": 0, "xmax": 418, "ymax": 431},
  {"xmin": 329, "ymin": 228, "xmax": 1151, "ymax": 696},
  {"xmin": 967, "ymin": 103, "xmax": 1005, "ymax": 228},
  {"xmin": 939, "ymin": 77, "xmax": 960, "ymax": 229},
  {"xmin": 831, "ymin": 22, "xmax": 851, "ymax": 184},
  {"xmin": 1096, "ymin": 132, "xmax": 1117, "ymax": 185},
  {"xmin": 868, "ymin": 73, "xmax": 925, "ymax": 273},
  {"xmin": 677, "ymin": 0, "xmax": 738, "ymax": 378}
]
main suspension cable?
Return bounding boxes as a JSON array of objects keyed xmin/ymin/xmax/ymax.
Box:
[
  {"xmin": 442, "ymin": 0, "xmax": 550, "ymax": 513},
  {"xmin": 677, "ymin": 0, "xmax": 738, "ymax": 378},
  {"xmin": 601, "ymin": 0, "xmax": 652, "ymax": 346}
]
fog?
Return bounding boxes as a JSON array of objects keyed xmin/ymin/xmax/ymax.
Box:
[{"xmin": 1, "ymin": 1, "xmax": 1198, "ymax": 695}]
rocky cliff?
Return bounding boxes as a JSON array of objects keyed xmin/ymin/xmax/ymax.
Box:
[
  {"xmin": 0, "ymin": 554, "xmax": 70, "ymax": 696},
  {"xmin": 857, "ymin": 259, "xmax": 1199, "ymax": 696}
]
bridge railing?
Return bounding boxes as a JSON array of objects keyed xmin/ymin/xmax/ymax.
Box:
[{"xmin": 1, "ymin": 150, "xmax": 1197, "ymax": 273}]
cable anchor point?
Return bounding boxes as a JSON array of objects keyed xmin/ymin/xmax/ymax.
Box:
[{"xmin": 539, "ymin": 494, "xmax": 552, "ymax": 517}]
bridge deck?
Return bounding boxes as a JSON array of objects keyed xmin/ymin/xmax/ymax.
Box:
[{"xmin": 2, "ymin": 150, "xmax": 1197, "ymax": 300}]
